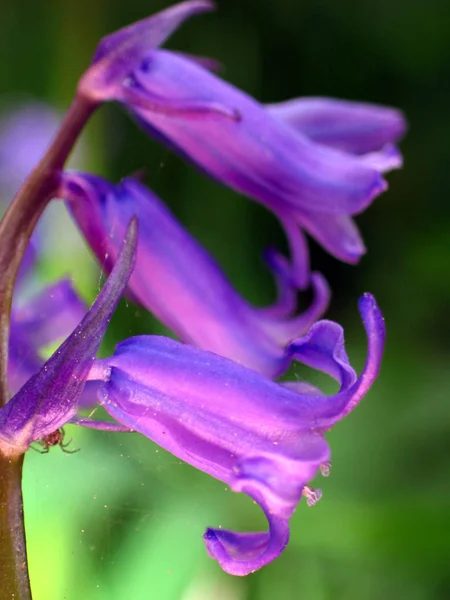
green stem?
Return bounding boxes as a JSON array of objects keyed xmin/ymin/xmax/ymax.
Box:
[{"xmin": 0, "ymin": 91, "xmax": 96, "ymax": 599}]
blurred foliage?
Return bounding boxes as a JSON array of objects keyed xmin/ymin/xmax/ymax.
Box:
[{"xmin": 1, "ymin": 0, "xmax": 450, "ymax": 598}]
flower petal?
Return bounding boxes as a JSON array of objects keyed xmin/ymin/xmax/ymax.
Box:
[
  {"xmin": 272, "ymin": 208, "xmax": 311, "ymax": 289},
  {"xmin": 357, "ymin": 143, "xmax": 403, "ymax": 173},
  {"xmin": 97, "ymin": 334, "xmax": 325, "ymax": 439},
  {"xmin": 258, "ymin": 272, "xmax": 331, "ymax": 346},
  {"xmin": 94, "ymin": 335, "xmax": 331, "ymax": 575},
  {"xmin": 0, "ymin": 219, "xmax": 137, "ymax": 457},
  {"xmin": 260, "ymin": 250, "xmax": 300, "ymax": 319},
  {"xmin": 287, "ymin": 320, "xmax": 357, "ymax": 390},
  {"xmin": 123, "ymin": 50, "xmax": 387, "ymax": 217},
  {"xmin": 286, "ymin": 293, "xmax": 386, "ymax": 426},
  {"xmin": 297, "ymin": 210, "xmax": 366, "ymax": 263},
  {"xmin": 204, "ymin": 485, "xmax": 290, "ymax": 576},
  {"xmin": 81, "ymin": 1, "xmax": 214, "ymax": 98},
  {"xmin": 90, "ymin": 296, "xmax": 382, "ymax": 573},
  {"xmin": 97, "ymin": 293, "xmax": 382, "ymax": 443},
  {"xmin": 61, "ymin": 172, "xmax": 328, "ymax": 378},
  {"xmin": 266, "ymin": 97, "xmax": 406, "ymax": 154},
  {"xmin": 78, "ymin": 8, "xmax": 404, "ymax": 279}
]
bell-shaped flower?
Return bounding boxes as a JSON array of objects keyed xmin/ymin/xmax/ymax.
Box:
[
  {"xmin": 79, "ymin": 0, "xmax": 406, "ymax": 286},
  {"xmin": 60, "ymin": 171, "xmax": 330, "ymax": 378},
  {"xmin": 86, "ymin": 292, "xmax": 385, "ymax": 575},
  {"xmin": 0, "ymin": 219, "xmax": 137, "ymax": 458}
]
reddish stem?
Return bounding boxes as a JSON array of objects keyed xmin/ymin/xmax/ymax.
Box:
[
  {"xmin": 0, "ymin": 93, "xmax": 95, "ymax": 407},
  {"xmin": 0, "ymin": 92, "xmax": 96, "ymax": 600}
]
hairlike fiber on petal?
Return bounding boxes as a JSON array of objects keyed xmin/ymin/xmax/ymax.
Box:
[
  {"xmin": 0, "ymin": 218, "xmax": 137, "ymax": 457},
  {"xmin": 61, "ymin": 171, "xmax": 330, "ymax": 378},
  {"xmin": 89, "ymin": 294, "xmax": 384, "ymax": 575}
]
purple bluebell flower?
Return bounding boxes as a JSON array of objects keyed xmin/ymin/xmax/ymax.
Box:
[
  {"xmin": 0, "ymin": 195, "xmax": 385, "ymax": 577},
  {"xmin": 60, "ymin": 171, "xmax": 330, "ymax": 378},
  {"xmin": 79, "ymin": 0, "xmax": 406, "ymax": 286},
  {"xmin": 0, "ymin": 219, "xmax": 137, "ymax": 458},
  {"xmin": 85, "ymin": 292, "xmax": 385, "ymax": 575}
]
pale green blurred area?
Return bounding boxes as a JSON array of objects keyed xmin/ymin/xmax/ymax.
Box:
[{"xmin": 1, "ymin": 0, "xmax": 450, "ymax": 598}]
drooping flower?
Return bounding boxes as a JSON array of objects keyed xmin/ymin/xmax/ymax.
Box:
[
  {"xmin": 79, "ymin": 0, "xmax": 406, "ymax": 286},
  {"xmin": 0, "ymin": 192, "xmax": 385, "ymax": 577},
  {"xmin": 60, "ymin": 171, "xmax": 329, "ymax": 378},
  {"xmin": 85, "ymin": 292, "xmax": 385, "ymax": 575},
  {"xmin": 0, "ymin": 219, "xmax": 137, "ymax": 457}
]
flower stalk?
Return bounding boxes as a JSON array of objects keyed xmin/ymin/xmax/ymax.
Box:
[
  {"xmin": 0, "ymin": 455, "xmax": 29, "ymax": 600},
  {"xmin": 0, "ymin": 92, "xmax": 96, "ymax": 600},
  {"xmin": 0, "ymin": 93, "xmax": 96, "ymax": 407}
]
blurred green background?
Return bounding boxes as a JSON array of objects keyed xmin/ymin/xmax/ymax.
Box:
[{"xmin": 1, "ymin": 0, "xmax": 450, "ymax": 598}]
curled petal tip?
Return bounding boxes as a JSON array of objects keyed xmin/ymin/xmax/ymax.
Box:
[
  {"xmin": 310, "ymin": 271, "xmax": 332, "ymax": 305},
  {"xmin": 359, "ymin": 292, "xmax": 376, "ymax": 309},
  {"xmin": 358, "ymin": 293, "xmax": 386, "ymax": 342},
  {"xmin": 345, "ymin": 247, "xmax": 366, "ymax": 264},
  {"xmin": 368, "ymin": 175, "xmax": 388, "ymax": 204},
  {"xmin": 382, "ymin": 143, "xmax": 403, "ymax": 168},
  {"xmin": 179, "ymin": 0, "xmax": 216, "ymax": 10},
  {"xmin": 358, "ymin": 292, "xmax": 382, "ymax": 319},
  {"xmin": 360, "ymin": 143, "xmax": 403, "ymax": 173},
  {"xmin": 203, "ymin": 525, "xmax": 288, "ymax": 576},
  {"xmin": 82, "ymin": 0, "xmax": 217, "ymax": 100}
]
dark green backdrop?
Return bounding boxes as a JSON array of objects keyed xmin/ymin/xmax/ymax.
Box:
[{"xmin": 1, "ymin": 1, "xmax": 449, "ymax": 598}]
